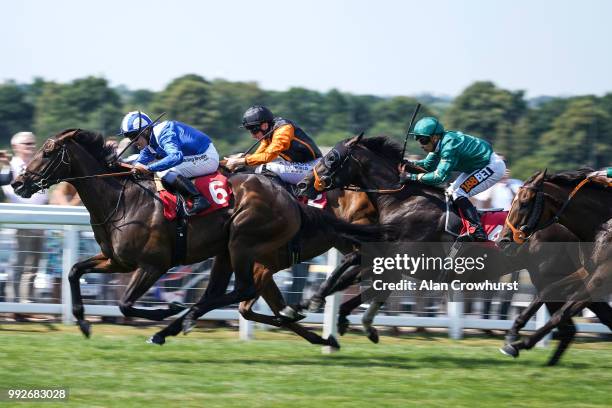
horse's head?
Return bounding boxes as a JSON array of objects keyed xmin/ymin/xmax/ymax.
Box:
[
  {"xmin": 11, "ymin": 130, "xmax": 80, "ymax": 198},
  {"xmin": 497, "ymin": 169, "xmax": 549, "ymax": 253},
  {"xmin": 12, "ymin": 128, "xmax": 114, "ymax": 198},
  {"xmin": 297, "ymin": 133, "xmax": 365, "ymax": 199}
]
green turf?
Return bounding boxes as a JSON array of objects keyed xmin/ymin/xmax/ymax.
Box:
[{"xmin": 0, "ymin": 324, "xmax": 610, "ymax": 408}]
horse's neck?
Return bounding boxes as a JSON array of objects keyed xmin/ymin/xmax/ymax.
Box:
[
  {"xmin": 69, "ymin": 161, "xmax": 126, "ymax": 225},
  {"xmin": 357, "ymin": 164, "xmax": 444, "ymax": 220},
  {"xmin": 550, "ymin": 183, "xmax": 611, "ymax": 241}
]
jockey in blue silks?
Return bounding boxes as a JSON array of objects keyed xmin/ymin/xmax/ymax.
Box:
[{"xmin": 120, "ymin": 111, "xmax": 219, "ymax": 215}]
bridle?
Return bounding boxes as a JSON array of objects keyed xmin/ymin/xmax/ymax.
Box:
[
  {"xmin": 312, "ymin": 144, "xmax": 405, "ymax": 194},
  {"xmin": 505, "ymin": 177, "xmax": 595, "ymax": 244},
  {"xmin": 21, "ymin": 132, "xmax": 135, "ymax": 226},
  {"xmin": 23, "ymin": 140, "xmax": 72, "ymax": 190}
]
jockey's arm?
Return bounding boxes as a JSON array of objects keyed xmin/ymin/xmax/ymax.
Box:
[
  {"xmin": 147, "ymin": 131, "xmax": 184, "ymax": 172},
  {"xmin": 414, "ymin": 152, "xmax": 440, "ymax": 172},
  {"xmin": 245, "ymin": 125, "xmax": 294, "ymax": 166},
  {"xmin": 416, "ymin": 138, "xmax": 460, "ymax": 185},
  {"xmin": 136, "ymin": 147, "xmax": 156, "ymax": 166}
]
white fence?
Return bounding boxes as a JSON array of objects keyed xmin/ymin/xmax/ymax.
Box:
[{"xmin": 0, "ymin": 203, "xmax": 608, "ymax": 346}]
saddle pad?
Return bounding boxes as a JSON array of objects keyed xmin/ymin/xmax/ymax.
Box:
[
  {"xmin": 159, "ymin": 172, "xmax": 232, "ymax": 221},
  {"xmin": 299, "ymin": 192, "xmax": 327, "ymax": 209}
]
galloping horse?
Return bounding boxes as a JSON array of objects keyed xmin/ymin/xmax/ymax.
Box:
[
  {"xmin": 498, "ymin": 169, "xmax": 612, "ymax": 360},
  {"xmin": 295, "ymin": 135, "xmax": 612, "ymax": 364},
  {"xmin": 12, "ymin": 129, "xmax": 385, "ymax": 349}
]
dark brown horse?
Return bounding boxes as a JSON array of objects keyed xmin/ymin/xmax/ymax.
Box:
[
  {"xmin": 295, "ymin": 135, "xmax": 612, "ymax": 364},
  {"xmin": 149, "ymin": 186, "xmax": 382, "ymax": 345},
  {"xmin": 498, "ymin": 169, "xmax": 612, "ymax": 360},
  {"xmin": 11, "ymin": 129, "xmax": 384, "ymax": 349}
]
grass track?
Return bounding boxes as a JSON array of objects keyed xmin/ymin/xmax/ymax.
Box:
[{"xmin": 0, "ymin": 324, "xmax": 610, "ymax": 407}]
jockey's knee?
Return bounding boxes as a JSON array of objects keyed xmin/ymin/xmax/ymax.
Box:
[{"xmin": 161, "ymin": 171, "xmax": 179, "ymax": 184}]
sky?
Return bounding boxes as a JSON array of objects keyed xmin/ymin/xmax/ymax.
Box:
[{"xmin": 2, "ymin": 0, "xmax": 612, "ymax": 97}]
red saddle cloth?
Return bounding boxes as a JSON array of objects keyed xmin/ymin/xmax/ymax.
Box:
[
  {"xmin": 159, "ymin": 172, "xmax": 232, "ymax": 221},
  {"xmin": 459, "ymin": 210, "xmax": 508, "ymax": 242},
  {"xmin": 299, "ymin": 192, "xmax": 327, "ymax": 209}
]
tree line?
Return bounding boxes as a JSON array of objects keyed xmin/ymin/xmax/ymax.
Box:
[{"xmin": 1, "ymin": 75, "xmax": 610, "ymax": 180}]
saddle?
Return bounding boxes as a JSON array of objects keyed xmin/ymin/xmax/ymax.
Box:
[
  {"xmin": 444, "ymin": 195, "xmax": 507, "ymax": 242},
  {"xmin": 156, "ymin": 172, "xmax": 232, "ymax": 265}
]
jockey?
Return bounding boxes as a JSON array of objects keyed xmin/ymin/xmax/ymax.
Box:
[
  {"xmin": 120, "ymin": 111, "xmax": 219, "ymax": 215},
  {"xmin": 399, "ymin": 117, "xmax": 506, "ymax": 241},
  {"xmin": 224, "ymin": 105, "xmax": 322, "ymax": 185}
]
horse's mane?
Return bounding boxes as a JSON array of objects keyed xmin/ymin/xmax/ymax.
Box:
[
  {"xmin": 359, "ymin": 136, "xmax": 404, "ymax": 164},
  {"xmin": 526, "ymin": 168, "xmax": 608, "ymax": 191},
  {"xmin": 57, "ymin": 128, "xmax": 116, "ymax": 168},
  {"xmin": 359, "ymin": 135, "xmax": 445, "ymax": 194}
]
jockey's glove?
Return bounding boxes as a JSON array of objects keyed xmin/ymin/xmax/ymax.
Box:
[{"xmin": 399, "ymin": 172, "xmax": 420, "ymax": 184}]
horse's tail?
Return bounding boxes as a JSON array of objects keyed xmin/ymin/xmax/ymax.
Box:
[{"xmin": 297, "ymin": 203, "xmax": 397, "ymax": 244}]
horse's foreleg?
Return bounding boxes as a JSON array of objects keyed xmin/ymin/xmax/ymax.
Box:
[
  {"xmin": 505, "ymin": 297, "xmax": 544, "ymax": 344},
  {"xmin": 337, "ymin": 286, "xmax": 385, "ymax": 336},
  {"xmin": 67, "ymin": 253, "xmax": 114, "ymax": 338},
  {"xmin": 303, "ymin": 250, "xmax": 361, "ymax": 311}
]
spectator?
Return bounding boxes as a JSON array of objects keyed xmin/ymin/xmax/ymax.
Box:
[
  {"xmin": 0, "ymin": 132, "xmax": 48, "ymax": 317},
  {"xmin": 50, "ymin": 182, "xmax": 81, "ymax": 206}
]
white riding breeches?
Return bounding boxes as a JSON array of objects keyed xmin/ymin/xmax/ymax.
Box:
[
  {"xmin": 447, "ymin": 152, "xmax": 506, "ymax": 199},
  {"xmin": 156, "ymin": 144, "xmax": 219, "ymax": 178},
  {"xmin": 255, "ymin": 158, "xmax": 320, "ymax": 185}
]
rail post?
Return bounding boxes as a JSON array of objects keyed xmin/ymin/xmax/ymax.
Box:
[
  {"xmin": 322, "ymin": 249, "xmax": 341, "ymax": 354},
  {"xmin": 61, "ymin": 225, "xmax": 79, "ymax": 324}
]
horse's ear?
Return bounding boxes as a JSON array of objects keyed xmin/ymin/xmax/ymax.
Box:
[
  {"xmin": 534, "ymin": 168, "xmax": 547, "ymax": 187},
  {"xmin": 346, "ymin": 132, "xmax": 365, "ymax": 147}
]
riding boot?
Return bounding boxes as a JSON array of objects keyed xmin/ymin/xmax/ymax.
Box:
[
  {"xmin": 172, "ymin": 175, "xmax": 211, "ymax": 215},
  {"xmin": 454, "ymin": 196, "xmax": 487, "ymax": 241}
]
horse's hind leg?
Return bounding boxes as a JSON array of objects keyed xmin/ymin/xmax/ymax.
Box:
[
  {"xmin": 118, "ymin": 266, "xmax": 177, "ymax": 321},
  {"xmin": 546, "ymin": 302, "xmax": 577, "ymax": 366},
  {"xmin": 259, "ymin": 278, "xmax": 340, "ymax": 349},
  {"xmin": 150, "ymin": 252, "xmax": 233, "ymax": 345},
  {"xmin": 587, "ymin": 302, "xmax": 612, "ymax": 331}
]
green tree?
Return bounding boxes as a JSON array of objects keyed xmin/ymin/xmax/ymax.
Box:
[
  {"xmin": 0, "ymin": 81, "xmax": 34, "ymax": 146},
  {"xmin": 513, "ymin": 97, "xmax": 610, "ymax": 178},
  {"xmin": 149, "ymin": 74, "xmax": 212, "ymax": 131},
  {"xmin": 33, "ymin": 77, "xmax": 122, "ymax": 138},
  {"xmin": 445, "ymin": 81, "xmax": 527, "ymax": 161}
]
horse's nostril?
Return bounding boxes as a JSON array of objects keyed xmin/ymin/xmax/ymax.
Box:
[{"xmin": 296, "ymin": 182, "xmax": 307, "ymax": 191}]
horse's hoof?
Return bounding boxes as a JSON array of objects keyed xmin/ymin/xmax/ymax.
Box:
[
  {"xmin": 169, "ymin": 301, "xmax": 187, "ymax": 314},
  {"xmin": 367, "ymin": 328, "xmax": 380, "ymax": 344},
  {"xmin": 505, "ymin": 333, "xmax": 520, "ymax": 344},
  {"xmin": 499, "ymin": 344, "xmax": 519, "ymax": 358},
  {"xmin": 327, "ymin": 334, "xmax": 341, "ymax": 350},
  {"xmin": 147, "ymin": 334, "xmax": 165, "ymax": 346},
  {"xmin": 308, "ymin": 296, "xmax": 324, "ymax": 313},
  {"xmin": 337, "ymin": 315, "xmax": 349, "ymax": 336},
  {"xmin": 77, "ymin": 319, "xmax": 91, "ymax": 338}
]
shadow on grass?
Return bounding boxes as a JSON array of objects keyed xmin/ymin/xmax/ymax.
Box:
[{"xmin": 150, "ymin": 349, "xmax": 568, "ymax": 370}]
